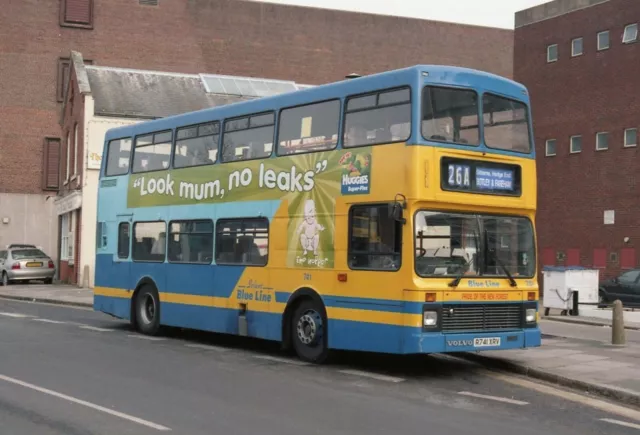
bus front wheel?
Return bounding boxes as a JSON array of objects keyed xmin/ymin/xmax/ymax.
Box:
[
  {"xmin": 291, "ymin": 299, "xmax": 328, "ymax": 364},
  {"xmin": 135, "ymin": 285, "xmax": 161, "ymax": 336}
]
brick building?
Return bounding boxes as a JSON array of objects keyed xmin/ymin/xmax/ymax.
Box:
[
  {"xmin": 0, "ymin": 0, "xmax": 513, "ymax": 282},
  {"xmin": 514, "ymin": 0, "xmax": 640, "ymax": 279}
]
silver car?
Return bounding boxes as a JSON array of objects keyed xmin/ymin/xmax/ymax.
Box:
[{"xmin": 0, "ymin": 245, "xmax": 55, "ymax": 286}]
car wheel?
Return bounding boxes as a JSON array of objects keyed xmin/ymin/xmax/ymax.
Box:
[
  {"xmin": 44, "ymin": 278, "xmax": 53, "ymax": 285},
  {"xmin": 1, "ymin": 272, "xmax": 8, "ymax": 287}
]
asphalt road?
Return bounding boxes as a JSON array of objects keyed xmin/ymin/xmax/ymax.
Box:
[{"xmin": 1, "ymin": 299, "xmax": 640, "ymax": 435}]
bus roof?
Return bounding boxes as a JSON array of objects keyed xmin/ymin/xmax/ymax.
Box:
[{"xmin": 103, "ymin": 64, "xmax": 528, "ymax": 141}]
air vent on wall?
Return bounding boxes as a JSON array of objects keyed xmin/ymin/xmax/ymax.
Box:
[{"xmin": 139, "ymin": 0, "xmax": 159, "ymax": 5}]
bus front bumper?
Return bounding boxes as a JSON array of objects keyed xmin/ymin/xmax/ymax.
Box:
[{"xmin": 407, "ymin": 327, "xmax": 541, "ymax": 354}]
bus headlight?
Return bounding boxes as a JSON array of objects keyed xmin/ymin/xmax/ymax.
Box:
[
  {"xmin": 525, "ymin": 308, "xmax": 536, "ymax": 323},
  {"xmin": 423, "ymin": 311, "xmax": 438, "ymax": 327}
]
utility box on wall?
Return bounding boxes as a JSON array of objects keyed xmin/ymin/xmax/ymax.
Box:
[{"xmin": 543, "ymin": 266, "xmax": 599, "ymax": 313}]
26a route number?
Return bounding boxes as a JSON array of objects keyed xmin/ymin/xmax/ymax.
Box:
[{"xmin": 448, "ymin": 164, "xmax": 471, "ymax": 188}]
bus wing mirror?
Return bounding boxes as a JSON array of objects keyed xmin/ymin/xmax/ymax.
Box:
[{"xmin": 389, "ymin": 194, "xmax": 407, "ymax": 224}]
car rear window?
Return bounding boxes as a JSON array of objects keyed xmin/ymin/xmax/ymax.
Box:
[{"xmin": 12, "ymin": 249, "xmax": 47, "ymax": 259}]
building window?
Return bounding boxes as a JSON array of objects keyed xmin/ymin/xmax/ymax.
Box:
[
  {"xmin": 132, "ymin": 221, "xmax": 166, "ymax": 262},
  {"xmin": 221, "ymin": 113, "xmax": 275, "ymax": 162},
  {"xmin": 118, "ymin": 223, "xmax": 130, "ymax": 259},
  {"xmin": 349, "ymin": 204, "xmax": 402, "ymax": 271},
  {"xmin": 105, "ymin": 138, "xmax": 132, "ymax": 176},
  {"xmin": 73, "ymin": 123, "xmax": 79, "ymax": 176},
  {"xmin": 597, "ymin": 31, "xmax": 610, "ymax": 50},
  {"xmin": 596, "ymin": 132, "xmax": 609, "ymax": 151},
  {"xmin": 42, "ymin": 137, "xmax": 61, "ymax": 191},
  {"xmin": 168, "ymin": 220, "xmax": 214, "ymax": 264},
  {"xmin": 545, "ymin": 139, "xmax": 556, "ymax": 156},
  {"xmin": 57, "ymin": 57, "xmax": 93, "ymax": 103},
  {"xmin": 571, "ymin": 37, "xmax": 583, "ymax": 56},
  {"xmin": 547, "ymin": 44, "xmax": 558, "ymax": 62},
  {"xmin": 60, "ymin": 0, "xmax": 94, "ymax": 29},
  {"xmin": 623, "ymin": 23, "xmax": 638, "ymax": 44},
  {"xmin": 132, "ymin": 131, "xmax": 172, "ymax": 173},
  {"xmin": 215, "ymin": 218, "xmax": 269, "ymax": 266},
  {"xmin": 60, "ymin": 212, "xmax": 75, "ymax": 263},
  {"xmin": 277, "ymin": 99, "xmax": 341, "ymax": 155},
  {"xmin": 65, "ymin": 130, "xmax": 71, "ymax": 182},
  {"xmin": 625, "ymin": 128, "xmax": 638, "ymax": 147},
  {"xmin": 570, "ymin": 135, "xmax": 582, "ymax": 153},
  {"xmin": 345, "ymin": 87, "xmax": 412, "ymax": 148},
  {"xmin": 174, "ymin": 122, "xmax": 219, "ymax": 168}
]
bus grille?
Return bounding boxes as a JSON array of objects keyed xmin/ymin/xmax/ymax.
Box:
[{"xmin": 441, "ymin": 303, "xmax": 523, "ymax": 332}]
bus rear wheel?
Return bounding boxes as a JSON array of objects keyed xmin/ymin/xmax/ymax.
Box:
[
  {"xmin": 135, "ymin": 285, "xmax": 161, "ymax": 336},
  {"xmin": 291, "ymin": 300, "xmax": 328, "ymax": 364}
]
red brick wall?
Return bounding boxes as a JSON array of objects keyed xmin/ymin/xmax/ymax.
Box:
[
  {"xmin": 514, "ymin": 0, "xmax": 640, "ymax": 279},
  {"xmin": 0, "ymin": 0, "xmax": 513, "ymax": 195}
]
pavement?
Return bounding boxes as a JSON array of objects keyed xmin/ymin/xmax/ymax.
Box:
[
  {"xmin": 2, "ymin": 299, "xmax": 640, "ymax": 434},
  {"xmin": 1, "ymin": 284, "xmax": 640, "ymax": 413}
]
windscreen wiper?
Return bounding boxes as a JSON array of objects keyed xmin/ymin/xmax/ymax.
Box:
[
  {"xmin": 448, "ymin": 256, "xmax": 474, "ymax": 288},
  {"xmin": 484, "ymin": 228, "xmax": 517, "ymax": 288}
]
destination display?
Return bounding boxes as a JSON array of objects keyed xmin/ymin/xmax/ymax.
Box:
[{"xmin": 440, "ymin": 157, "xmax": 521, "ymax": 196}]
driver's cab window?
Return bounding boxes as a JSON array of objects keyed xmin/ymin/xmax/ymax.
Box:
[{"xmin": 348, "ymin": 204, "xmax": 401, "ymax": 271}]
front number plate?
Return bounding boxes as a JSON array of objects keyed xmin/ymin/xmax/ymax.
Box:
[{"xmin": 474, "ymin": 337, "xmax": 500, "ymax": 347}]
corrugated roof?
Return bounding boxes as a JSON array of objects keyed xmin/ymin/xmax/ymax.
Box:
[{"xmin": 85, "ymin": 66, "xmax": 254, "ymax": 119}]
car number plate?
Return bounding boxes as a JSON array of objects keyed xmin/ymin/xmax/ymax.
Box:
[
  {"xmin": 26, "ymin": 262, "xmax": 43, "ymax": 267},
  {"xmin": 474, "ymin": 337, "xmax": 500, "ymax": 347}
]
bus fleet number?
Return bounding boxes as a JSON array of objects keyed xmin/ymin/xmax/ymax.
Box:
[{"xmin": 447, "ymin": 164, "xmax": 471, "ymax": 188}]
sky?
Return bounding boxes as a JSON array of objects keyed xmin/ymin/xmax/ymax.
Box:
[{"xmin": 254, "ymin": 0, "xmax": 551, "ymax": 29}]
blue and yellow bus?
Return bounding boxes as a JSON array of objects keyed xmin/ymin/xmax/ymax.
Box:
[{"xmin": 95, "ymin": 65, "xmax": 540, "ymax": 363}]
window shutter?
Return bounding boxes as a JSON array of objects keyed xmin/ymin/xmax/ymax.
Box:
[
  {"xmin": 43, "ymin": 138, "xmax": 61, "ymax": 191},
  {"xmin": 65, "ymin": 0, "xmax": 91, "ymax": 23}
]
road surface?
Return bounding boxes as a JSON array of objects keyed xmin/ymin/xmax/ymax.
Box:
[{"xmin": 0, "ymin": 299, "xmax": 639, "ymax": 434}]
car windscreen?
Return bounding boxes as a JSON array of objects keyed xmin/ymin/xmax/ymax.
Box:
[{"xmin": 12, "ymin": 249, "xmax": 48, "ymax": 259}]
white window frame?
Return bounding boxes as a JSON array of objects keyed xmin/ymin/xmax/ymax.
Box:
[
  {"xmin": 570, "ymin": 135, "xmax": 582, "ymax": 154},
  {"xmin": 73, "ymin": 123, "xmax": 78, "ymax": 177},
  {"xmin": 571, "ymin": 37, "xmax": 583, "ymax": 57},
  {"xmin": 60, "ymin": 213, "xmax": 70, "ymax": 261},
  {"xmin": 545, "ymin": 139, "xmax": 557, "ymax": 156},
  {"xmin": 547, "ymin": 44, "xmax": 558, "ymax": 62},
  {"xmin": 596, "ymin": 132, "xmax": 609, "ymax": 151},
  {"xmin": 623, "ymin": 23, "xmax": 638, "ymax": 44},
  {"xmin": 624, "ymin": 128, "xmax": 638, "ymax": 148},
  {"xmin": 597, "ymin": 31, "xmax": 610, "ymax": 50}
]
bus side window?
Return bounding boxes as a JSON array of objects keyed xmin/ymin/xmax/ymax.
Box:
[
  {"xmin": 221, "ymin": 113, "xmax": 274, "ymax": 163},
  {"xmin": 343, "ymin": 87, "xmax": 411, "ymax": 148},
  {"xmin": 215, "ymin": 218, "xmax": 268, "ymax": 266},
  {"xmin": 132, "ymin": 131, "xmax": 172, "ymax": 173},
  {"xmin": 174, "ymin": 123, "xmax": 219, "ymax": 169},
  {"xmin": 348, "ymin": 204, "xmax": 401, "ymax": 271},
  {"xmin": 118, "ymin": 223, "xmax": 130, "ymax": 259},
  {"xmin": 277, "ymin": 99, "xmax": 340, "ymax": 155},
  {"xmin": 105, "ymin": 138, "xmax": 132, "ymax": 176}
]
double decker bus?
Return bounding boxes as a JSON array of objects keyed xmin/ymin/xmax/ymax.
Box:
[{"xmin": 94, "ymin": 65, "xmax": 540, "ymax": 363}]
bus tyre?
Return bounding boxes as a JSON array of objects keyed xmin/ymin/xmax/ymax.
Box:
[
  {"xmin": 291, "ymin": 300, "xmax": 328, "ymax": 364},
  {"xmin": 135, "ymin": 285, "xmax": 161, "ymax": 336}
]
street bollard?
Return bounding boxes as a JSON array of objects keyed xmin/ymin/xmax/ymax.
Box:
[{"xmin": 612, "ymin": 299, "xmax": 626, "ymax": 346}]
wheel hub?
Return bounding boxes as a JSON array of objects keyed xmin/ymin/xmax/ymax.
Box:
[
  {"xmin": 140, "ymin": 294, "xmax": 156, "ymax": 325},
  {"xmin": 297, "ymin": 310, "xmax": 323, "ymax": 346}
]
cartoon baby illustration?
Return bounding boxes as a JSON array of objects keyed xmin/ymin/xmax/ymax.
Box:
[{"xmin": 297, "ymin": 199, "xmax": 325, "ymax": 256}]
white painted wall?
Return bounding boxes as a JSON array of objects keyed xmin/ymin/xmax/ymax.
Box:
[
  {"xmin": 77, "ymin": 97, "xmax": 146, "ymax": 288},
  {"xmin": 0, "ymin": 193, "xmax": 58, "ymax": 261}
]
